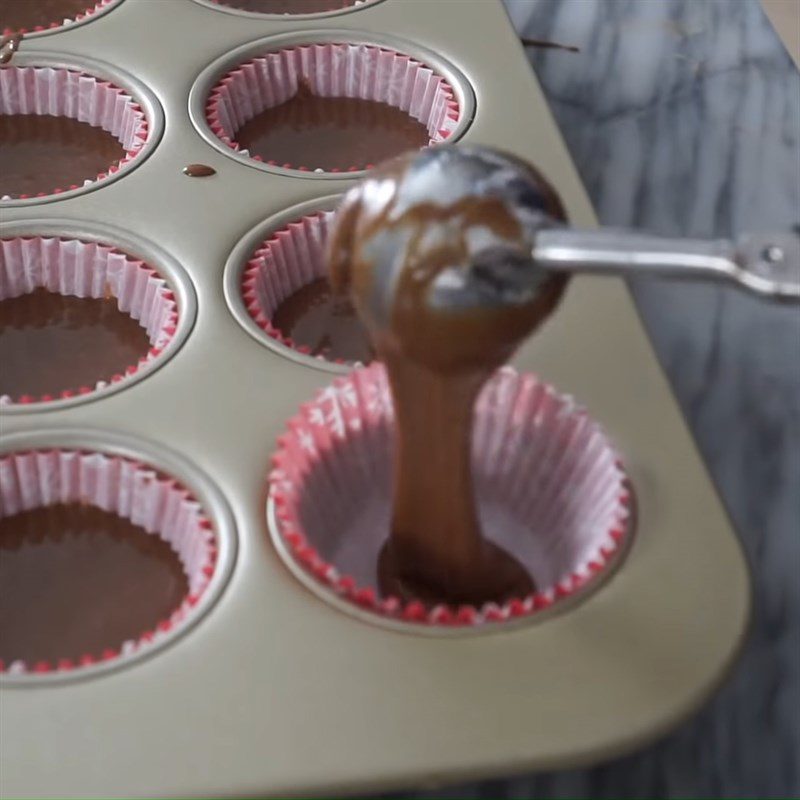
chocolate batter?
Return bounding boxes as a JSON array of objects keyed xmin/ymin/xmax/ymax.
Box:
[
  {"xmin": 214, "ymin": 0, "xmax": 359, "ymax": 14},
  {"xmin": 0, "ymin": 115, "xmax": 125, "ymax": 197},
  {"xmin": 182, "ymin": 163, "xmax": 216, "ymax": 177},
  {"xmin": 1, "ymin": 0, "xmax": 95, "ymax": 32},
  {"xmin": 234, "ymin": 82, "xmax": 429, "ymax": 171},
  {"xmin": 0, "ymin": 288, "xmax": 151, "ymax": 398},
  {"xmin": 272, "ymin": 278, "xmax": 374, "ymax": 362},
  {"xmin": 0, "ymin": 503, "xmax": 188, "ymax": 665},
  {"xmin": 329, "ymin": 146, "xmax": 568, "ymax": 607}
]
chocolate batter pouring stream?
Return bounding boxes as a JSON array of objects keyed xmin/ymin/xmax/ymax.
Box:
[{"xmin": 329, "ymin": 145, "xmax": 568, "ymax": 606}]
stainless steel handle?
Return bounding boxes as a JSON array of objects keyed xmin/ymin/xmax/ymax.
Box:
[{"xmin": 533, "ymin": 228, "xmax": 800, "ymax": 302}]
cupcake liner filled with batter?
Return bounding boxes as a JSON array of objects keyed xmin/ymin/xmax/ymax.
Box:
[
  {"xmin": 0, "ymin": 235, "xmax": 178, "ymax": 405},
  {"xmin": 0, "ymin": 448, "xmax": 219, "ymax": 676},
  {"xmin": 204, "ymin": 41, "xmax": 460, "ymax": 173},
  {"xmin": 1, "ymin": 0, "xmax": 121, "ymax": 36},
  {"xmin": 206, "ymin": 0, "xmax": 378, "ymax": 15},
  {"xmin": 242, "ymin": 209, "xmax": 374, "ymax": 364},
  {"xmin": 0, "ymin": 64, "xmax": 149, "ymax": 200},
  {"xmin": 269, "ymin": 363, "xmax": 633, "ymax": 630}
]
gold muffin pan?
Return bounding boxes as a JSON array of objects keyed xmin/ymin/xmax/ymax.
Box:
[{"xmin": 0, "ymin": 0, "xmax": 750, "ymax": 796}]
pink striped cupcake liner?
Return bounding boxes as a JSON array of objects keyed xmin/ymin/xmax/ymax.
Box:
[
  {"xmin": 269, "ymin": 362, "xmax": 634, "ymax": 630},
  {"xmin": 0, "ymin": 448, "xmax": 219, "ymax": 676},
  {"xmin": 241, "ymin": 208, "xmax": 368, "ymax": 365},
  {"xmin": 1, "ymin": 0, "xmax": 121, "ymax": 36},
  {"xmin": 0, "ymin": 235, "xmax": 178, "ymax": 405},
  {"xmin": 0, "ymin": 64, "xmax": 149, "ymax": 201},
  {"xmin": 205, "ymin": 41, "xmax": 460, "ymax": 173}
]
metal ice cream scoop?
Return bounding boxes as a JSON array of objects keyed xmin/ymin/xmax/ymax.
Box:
[
  {"xmin": 338, "ymin": 145, "xmax": 799, "ymax": 309},
  {"xmin": 534, "ymin": 227, "xmax": 800, "ymax": 303}
]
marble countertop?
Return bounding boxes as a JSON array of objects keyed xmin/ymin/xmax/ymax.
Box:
[{"xmin": 402, "ymin": 0, "xmax": 799, "ymax": 797}]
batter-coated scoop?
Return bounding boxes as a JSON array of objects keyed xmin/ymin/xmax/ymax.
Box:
[
  {"xmin": 328, "ymin": 145, "xmax": 570, "ymax": 369},
  {"xmin": 331, "ymin": 145, "xmax": 800, "ymax": 307}
]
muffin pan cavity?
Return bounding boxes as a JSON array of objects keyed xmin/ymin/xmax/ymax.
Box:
[
  {"xmin": 0, "ymin": 430, "xmax": 236, "ymax": 685},
  {"xmin": 0, "ymin": 53, "xmax": 162, "ymax": 205},
  {"xmin": 226, "ymin": 195, "xmax": 373, "ymax": 368},
  {"xmin": 268, "ymin": 362, "xmax": 633, "ymax": 633},
  {"xmin": 0, "ymin": 221, "xmax": 196, "ymax": 411},
  {"xmin": 190, "ymin": 31, "xmax": 473, "ymax": 178},
  {"xmin": 193, "ymin": 0, "xmax": 385, "ymax": 18}
]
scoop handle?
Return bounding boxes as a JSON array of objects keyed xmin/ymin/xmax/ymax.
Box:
[{"xmin": 533, "ymin": 228, "xmax": 800, "ymax": 302}]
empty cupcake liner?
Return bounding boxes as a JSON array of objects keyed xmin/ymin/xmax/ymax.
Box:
[
  {"xmin": 2, "ymin": 0, "xmax": 120, "ymax": 36},
  {"xmin": 0, "ymin": 235, "xmax": 178, "ymax": 405},
  {"xmin": 205, "ymin": 41, "xmax": 460, "ymax": 172},
  {"xmin": 0, "ymin": 65, "xmax": 149, "ymax": 200},
  {"xmin": 242, "ymin": 208, "xmax": 364, "ymax": 365},
  {"xmin": 269, "ymin": 362, "xmax": 632, "ymax": 629},
  {"xmin": 0, "ymin": 448, "xmax": 218, "ymax": 676}
]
